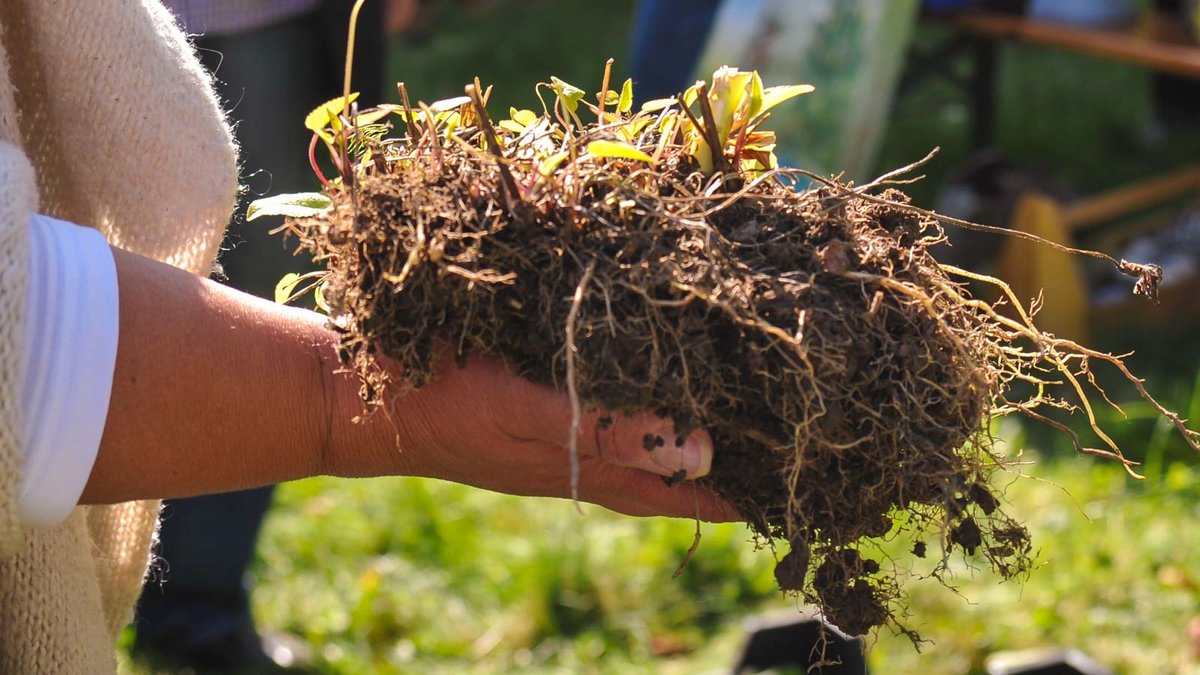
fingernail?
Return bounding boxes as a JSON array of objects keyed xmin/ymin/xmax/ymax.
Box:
[
  {"xmin": 681, "ymin": 432, "xmax": 712, "ymax": 478},
  {"xmin": 650, "ymin": 432, "xmax": 711, "ymax": 479}
]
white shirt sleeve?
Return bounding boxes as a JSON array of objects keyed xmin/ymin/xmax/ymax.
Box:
[{"xmin": 18, "ymin": 214, "xmax": 119, "ymax": 528}]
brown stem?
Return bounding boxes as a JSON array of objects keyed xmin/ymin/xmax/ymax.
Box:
[
  {"xmin": 418, "ymin": 101, "xmax": 445, "ymax": 171},
  {"xmin": 397, "ymin": 82, "xmax": 419, "ymax": 142},
  {"xmin": 597, "ymin": 57, "xmax": 614, "ymax": 121},
  {"xmin": 466, "ymin": 83, "xmax": 521, "ymax": 209},
  {"xmin": 694, "ymin": 83, "xmax": 728, "ymax": 175}
]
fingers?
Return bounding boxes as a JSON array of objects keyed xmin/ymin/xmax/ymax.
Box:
[
  {"xmin": 516, "ymin": 378, "xmax": 713, "ymax": 480},
  {"xmin": 575, "ymin": 461, "xmax": 740, "ymax": 522},
  {"xmin": 587, "ymin": 411, "xmax": 713, "ymax": 480}
]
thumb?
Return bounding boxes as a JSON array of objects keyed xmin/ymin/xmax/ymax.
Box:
[
  {"xmin": 516, "ymin": 377, "xmax": 713, "ymax": 479},
  {"xmin": 583, "ymin": 410, "xmax": 714, "ymax": 480}
]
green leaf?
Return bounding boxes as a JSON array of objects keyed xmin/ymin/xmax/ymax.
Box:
[
  {"xmin": 618, "ymin": 78, "xmax": 634, "ymax": 114},
  {"xmin": 641, "ymin": 97, "xmax": 675, "ymax": 113},
  {"xmin": 708, "ymin": 67, "xmax": 755, "ymax": 147},
  {"xmin": 498, "ymin": 120, "xmax": 526, "ymax": 134},
  {"xmin": 305, "ymin": 93, "xmax": 360, "ymax": 136},
  {"xmin": 511, "ymin": 108, "xmax": 539, "ymax": 127},
  {"xmin": 586, "ymin": 140, "xmax": 654, "ymax": 163},
  {"xmin": 274, "ymin": 273, "xmax": 302, "ymax": 305},
  {"xmin": 758, "ymin": 84, "xmax": 815, "ymax": 115},
  {"xmin": 355, "ymin": 105, "xmax": 402, "ymax": 126},
  {"xmin": 550, "ymin": 76, "xmax": 585, "ymax": 114},
  {"xmin": 438, "ymin": 111, "xmax": 462, "ymax": 138},
  {"xmin": 748, "ymin": 72, "xmax": 765, "ymax": 120},
  {"xmin": 539, "ymin": 150, "xmax": 571, "ymax": 177},
  {"xmin": 246, "ymin": 192, "xmax": 332, "ymax": 221},
  {"xmin": 618, "ymin": 116, "xmax": 654, "ymax": 143}
]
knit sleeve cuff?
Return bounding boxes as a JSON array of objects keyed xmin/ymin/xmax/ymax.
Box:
[{"xmin": 18, "ymin": 214, "xmax": 119, "ymax": 528}]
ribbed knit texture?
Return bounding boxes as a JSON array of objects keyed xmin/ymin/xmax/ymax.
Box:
[{"xmin": 0, "ymin": 1, "xmax": 238, "ymax": 671}]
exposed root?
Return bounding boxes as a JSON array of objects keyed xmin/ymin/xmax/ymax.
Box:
[
  {"xmin": 275, "ymin": 78, "xmax": 1196, "ymax": 640},
  {"xmin": 565, "ymin": 258, "xmax": 597, "ymax": 504}
]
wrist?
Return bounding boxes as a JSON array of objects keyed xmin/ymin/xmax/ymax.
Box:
[{"xmin": 322, "ymin": 347, "xmax": 422, "ymax": 479}]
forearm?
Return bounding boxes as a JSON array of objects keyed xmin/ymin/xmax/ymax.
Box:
[
  {"xmin": 81, "ymin": 247, "xmax": 344, "ymax": 503},
  {"xmin": 79, "ymin": 247, "xmax": 728, "ymax": 521}
]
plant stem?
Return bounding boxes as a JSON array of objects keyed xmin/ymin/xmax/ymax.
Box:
[
  {"xmin": 466, "ymin": 83, "xmax": 521, "ymax": 208},
  {"xmin": 694, "ymin": 83, "xmax": 727, "ymax": 175},
  {"xmin": 597, "ymin": 58, "xmax": 614, "ymax": 122}
]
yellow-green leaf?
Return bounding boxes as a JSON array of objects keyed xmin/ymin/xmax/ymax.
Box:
[
  {"xmin": 618, "ymin": 78, "xmax": 634, "ymax": 114},
  {"xmin": 305, "ymin": 93, "xmax": 360, "ymax": 134},
  {"xmin": 748, "ymin": 72, "xmax": 765, "ymax": 120},
  {"xmin": 511, "ymin": 108, "xmax": 539, "ymax": 126},
  {"xmin": 586, "ymin": 140, "xmax": 654, "ymax": 163},
  {"xmin": 355, "ymin": 105, "xmax": 401, "ymax": 126},
  {"xmin": 539, "ymin": 150, "xmax": 571, "ymax": 177},
  {"xmin": 618, "ymin": 116, "xmax": 653, "ymax": 143},
  {"xmin": 759, "ymin": 84, "xmax": 815, "ymax": 115},
  {"xmin": 246, "ymin": 192, "xmax": 332, "ymax": 221},
  {"xmin": 550, "ymin": 76, "xmax": 585, "ymax": 114},
  {"xmin": 708, "ymin": 66, "xmax": 754, "ymax": 147},
  {"xmin": 498, "ymin": 120, "xmax": 526, "ymax": 134},
  {"xmin": 442, "ymin": 111, "xmax": 462, "ymax": 136},
  {"xmin": 274, "ymin": 273, "xmax": 302, "ymax": 305},
  {"xmin": 641, "ymin": 97, "xmax": 675, "ymax": 113}
]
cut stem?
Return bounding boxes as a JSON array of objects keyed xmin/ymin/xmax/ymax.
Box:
[
  {"xmin": 466, "ymin": 83, "xmax": 521, "ymax": 208},
  {"xmin": 693, "ymin": 82, "xmax": 728, "ymax": 175},
  {"xmin": 597, "ymin": 58, "xmax": 614, "ymax": 122}
]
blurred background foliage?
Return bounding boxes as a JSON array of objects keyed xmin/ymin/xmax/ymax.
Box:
[{"xmin": 124, "ymin": 1, "xmax": 1200, "ymax": 672}]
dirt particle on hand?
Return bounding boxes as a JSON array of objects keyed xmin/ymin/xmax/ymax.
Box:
[
  {"xmin": 642, "ymin": 433, "xmax": 665, "ymax": 451},
  {"xmin": 663, "ymin": 469, "xmax": 687, "ymax": 487}
]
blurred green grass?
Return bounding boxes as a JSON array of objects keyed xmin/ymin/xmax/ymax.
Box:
[
  {"xmin": 233, "ymin": 455, "xmax": 1200, "ymax": 674},
  {"xmin": 123, "ymin": 2, "xmax": 1200, "ymax": 673},
  {"xmin": 248, "ymin": 479, "xmax": 777, "ymax": 673}
]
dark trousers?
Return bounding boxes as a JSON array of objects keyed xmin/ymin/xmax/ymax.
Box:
[
  {"xmin": 629, "ymin": 0, "xmax": 722, "ymax": 101},
  {"xmin": 136, "ymin": 2, "xmax": 384, "ymax": 654}
]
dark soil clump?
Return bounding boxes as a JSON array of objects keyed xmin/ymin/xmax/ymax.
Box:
[{"xmin": 276, "ymin": 73, "xmax": 1196, "ymax": 637}]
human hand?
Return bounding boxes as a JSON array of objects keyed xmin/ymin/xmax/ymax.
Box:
[
  {"xmin": 85, "ymin": 251, "xmax": 732, "ymax": 515},
  {"xmin": 330, "ymin": 348, "xmax": 737, "ymax": 522}
]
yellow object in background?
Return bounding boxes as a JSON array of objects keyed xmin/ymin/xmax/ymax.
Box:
[{"xmin": 996, "ymin": 193, "xmax": 1090, "ymax": 342}]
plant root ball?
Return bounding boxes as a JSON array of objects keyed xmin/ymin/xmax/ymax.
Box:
[{"xmin": 293, "ymin": 146, "xmax": 1032, "ymax": 637}]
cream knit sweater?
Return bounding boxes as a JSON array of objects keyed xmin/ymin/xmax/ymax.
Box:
[{"xmin": 0, "ymin": 1, "xmax": 238, "ymax": 671}]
